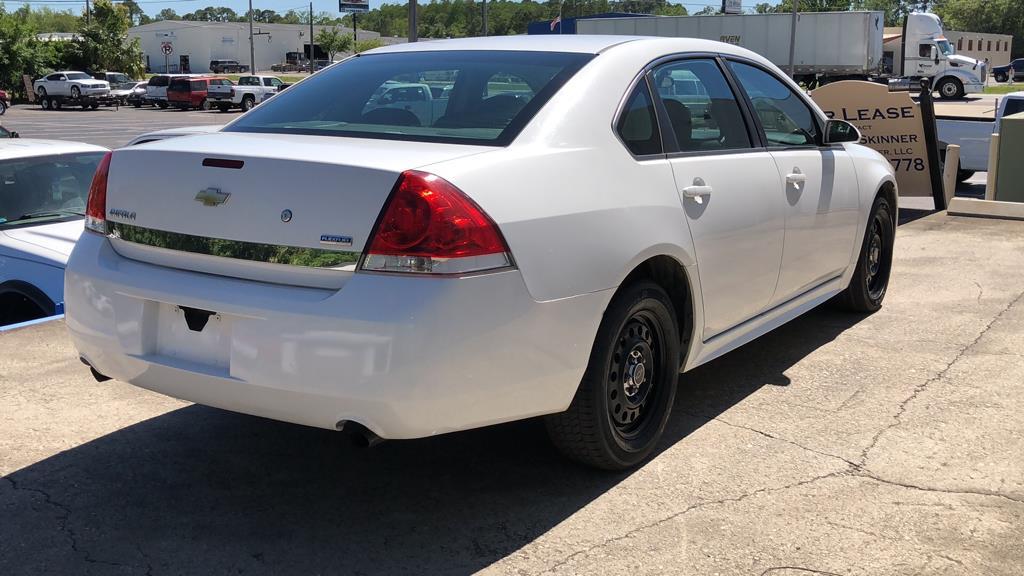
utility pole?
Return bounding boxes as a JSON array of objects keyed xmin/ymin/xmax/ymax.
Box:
[
  {"xmin": 248, "ymin": 0, "xmax": 256, "ymax": 73},
  {"xmin": 85, "ymin": 0, "xmax": 90, "ymax": 25},
  {"xmin": 409, "ymin": 0, "xmax": 417, "ymax": 42},
  {"xmin": 482, "ymin": 0, "xmax": 487, "ymax": 36},
  {"xmin": 309, "ymin": 2, "xmax": 315, "ymax": 74},
  {"xmin": 788, "ymin": 0, "xmax": 798, "ymax": 78},
  {"xmin": 352, "ymin": 13, "xmax": 358, "ymax": 50}
]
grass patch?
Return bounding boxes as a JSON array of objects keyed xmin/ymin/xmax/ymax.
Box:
[{"xmin": 984, "ymin": 84, "xmax": 1023, "ymax": 94}]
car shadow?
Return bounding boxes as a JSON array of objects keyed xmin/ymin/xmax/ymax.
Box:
[{"xmin": 0, "ymin": 308, "xmax": 863, "ymax": 575}]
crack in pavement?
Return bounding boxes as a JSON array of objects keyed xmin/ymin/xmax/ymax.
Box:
[
  {"xmin": 857, "ymin": 289, "xmax": 1024, "ymax": 468},
  {"xmin": 2, "ymin": 475, "xmax": 126, "ymax": 569},
  {"xmin": 759, "ymin": 567, "xmax": 844, "ymax": 576},
  {"xmin": 854, "ymin": 472, "xmax": 1024, "ymax": 505},
  {"xmin": 535, "ymin": 470, "xmax": 846, "ymax": 575}
]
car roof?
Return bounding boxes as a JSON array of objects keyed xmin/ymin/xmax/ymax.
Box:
[
  {"xmin": 366, "ymin": 35, "xmax": 775, "ymax": 64},
  {"xmin": 0, "ymin": 139, "xmax": 108, "ymax": 160}
]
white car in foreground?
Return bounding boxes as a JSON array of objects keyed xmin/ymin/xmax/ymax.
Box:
[
  {"xmin": 1, "ymin": 140, "xmax": 107, "ymax": 325},
  {"xmin": 66, "ymin": 36, "xmax": 896, "ymax": 469}
]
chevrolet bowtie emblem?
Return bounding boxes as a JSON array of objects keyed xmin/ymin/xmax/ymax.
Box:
[{"xmin": 195, "ymin": 187, "xmax": 230, "ymax": 207}]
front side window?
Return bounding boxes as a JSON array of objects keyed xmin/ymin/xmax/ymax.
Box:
[
  {"xmin": 226, "ymin": 50, "xmax": 593, "ymax": 146},
  {"xmin": 728, "ymin": 61, "xmax": 819, "ymax": 147},
  {"xmin": 652, "ymin": 58, "xmax": 751, "ymax": 152},
  {"xmin": 191, "ymin": 80, "xmax": 206, "ymax": 90},
  {"xmin": 0, "ymin": 153, "xmax": 105, "ymax": 228},
  {"xmin": 616, "ymin": 80, "xmax": 662, "ymax": 156}
]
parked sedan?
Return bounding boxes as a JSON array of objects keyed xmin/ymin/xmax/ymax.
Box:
[
  {"xmin": 1, "ymin": 139, "xmax": 107, "ymax": 326},
  {"xmin": 66, "ymin": 36, "xmax": 896, "ymax": 469},
  {"xmin": 33, "ymin": 71, "xmax": 110, "ymax": 100}
]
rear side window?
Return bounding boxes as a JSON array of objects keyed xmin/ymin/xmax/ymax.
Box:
[
  {"xmin": 616, "ymin": 80, "xmax": 662, "ymax": 156},
  {"xmin": 728, "ymin": 61, "xmax": 819, "ymax": 147},
  {"xmin": 169, "ymin": 78, "xmax": 189, "ymax": 91},
  {"xmin": 225, "ymin": 50, "xmax": 593, "ymax": 146},
  {"xmin": 150, "ymin": 76, "xmax": 169, "ymax": 87},
  {"xmin": 652, "ymin": 58, "xmax": 752, "ymax": 152},
  {"xmin": 239, "ymin": 76, "xmax": 259, "ymax": 86},
  {"xmin": 191, "ymin": 80, "xmax": 206, "ymax": 90}
]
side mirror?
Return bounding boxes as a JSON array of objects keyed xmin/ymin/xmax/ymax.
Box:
[{"xmin": 823, "ymin": 119, "xmax": 860, "ymax": 145}]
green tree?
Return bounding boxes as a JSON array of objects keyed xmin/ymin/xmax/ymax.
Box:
[
  {"xmin": 155, "ymin": 8, "xmax": 179, "ymax": 21},
  {"xmin": 74, "ymin": 0, "xmax": 145, "ymax": 76},
  {"xmin": 933, "ymin": 0, "xmax": 1024, "ymax": 58},
  {"xmin": 315, "ymin": 27, "xmax": 353, "ymax": 60}
]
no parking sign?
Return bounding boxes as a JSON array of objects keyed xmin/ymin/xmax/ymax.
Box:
[{"xmin": 161, "ymin": 42, "xmax": 173, "ymax": 55}]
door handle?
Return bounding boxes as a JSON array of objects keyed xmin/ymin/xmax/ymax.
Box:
[
  {"xmin": 786, "ymin": 168, "xmax": 807, "ymax": 184},
  {"xmin": 682, "ymin": 178, "xmax": 712, "ymax": 204}
]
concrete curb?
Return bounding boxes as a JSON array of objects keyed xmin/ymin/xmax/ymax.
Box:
[{"xmin": 948, "ymin": 197, "xmax": 1024, "ymax": 221}]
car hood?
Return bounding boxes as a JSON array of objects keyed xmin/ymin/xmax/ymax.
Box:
[{"xmin": 1, "ymin": 219, "xmax": 84, "ymax": 266}]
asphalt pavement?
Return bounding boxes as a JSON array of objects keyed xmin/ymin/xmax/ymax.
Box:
[{"xmin": 0, "ymin": 102, "xmax": 232, "ymax": 149}]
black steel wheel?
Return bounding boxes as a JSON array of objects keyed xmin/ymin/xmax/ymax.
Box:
[
  {"xmin": 546, "ymin": 281, "xmax": 681, "ymax": 470},
  {"xmin": 836, "ymin": 195, "xmax": 894, "ymax": 312}
]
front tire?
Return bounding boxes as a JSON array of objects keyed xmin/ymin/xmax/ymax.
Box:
[
  {"xmin": 936, "ymin": 77, "xmax": 964, "ymax": 100},
  {"xmin": 71, "ymin": 86, "xmax": 81, "ymax": 99},
  {"xmin": 545, "ymin": 282, "xmax": 680, "ymax": 470},
  {"xmin": 995, "ymin": 73, "xmax": 1008, "ymax": 83},
  {"xmin": 837, "ymin": 195, "xmax": 894, "ymax": 313}
]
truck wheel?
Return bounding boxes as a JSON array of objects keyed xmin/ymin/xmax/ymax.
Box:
[
  {"xmin": 90, "ymin": 102, "xmax": 99, "ymax": 110},
  {"xmin": 71, "ymin": 86, "xmax": 81, "ymax": 99},
  {"xmin": 41, "ymin": 97, "xmax": 51, "ymax": 110},
  {"xmin": 217, "ymin": 103, "xmax": 231, "ymax": 112},
  {"xmin": 995, "ymin": 73, "xmax": 1008, "ymax": 83},
  {"xmin": 133, "ymin": 101, "xmax": 142, "ymax": 108},
  {"xmin": 200, "ymin": 99, "xmax": 212, "ymax": 111},
  {"xmin": 81, "ymin": 102, "xmax": 89, "ymax": 110},
  {"xmin": 53, "ymin": 100, "xmax": 62, "ymax": 110},
  {"xmin": 936, "ymin": 77, "xmax": 964, "ymax": 100},
  {"xmin": 241, "ymin": 95, "xmax": 255, "ymax": 111},
  {"xmin": 0, "ymin": 100, "xmax": 6, "ymax": 115},
  {"xmin": 157, "ymin": 101, "xmax": 168, "ymax": 109}
]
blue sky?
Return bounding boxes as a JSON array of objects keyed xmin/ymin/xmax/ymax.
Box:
[{"xmin": 17, "ymin": 0, "xmax": 761, "ymax": 21}]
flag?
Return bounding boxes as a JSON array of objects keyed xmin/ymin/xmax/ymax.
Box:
[{"xmin": 550, "ymin": 16, "xmax": 561, "ymax": 32}]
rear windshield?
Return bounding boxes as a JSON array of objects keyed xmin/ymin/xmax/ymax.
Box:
[
  {"xmin": 149, "ymin": 76, "xmax": 169, "ymax": 87},
  {"xmin": 238, "ymin": 76, "xmax": 260, "ymax": 86},
  {"xmin": 1004, "ymin": 98, "xmax": 1024, "ymax": 118},
  {"xmin": 225, "ymin": 50, "xmax": 594, "ymax": 146},
  {"xmin": 0, "ymin": 153, "xmax": 105, "ymax": 228}
]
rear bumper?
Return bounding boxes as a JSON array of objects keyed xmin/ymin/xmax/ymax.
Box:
[{"xmin": 65, "ymin": 233, "xmax": 609, "ymax": 438}]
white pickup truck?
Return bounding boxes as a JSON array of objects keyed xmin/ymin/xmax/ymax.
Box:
[
  {"xmin": 938, "ymin": 92, "xmax": 1024, "ymax": 182},
  {"xmin": 206, "ymin": 75, "xmax": 288, "ymax": 112}
]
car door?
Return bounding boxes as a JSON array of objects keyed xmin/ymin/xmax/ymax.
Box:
[
  {"xmin": 726, "ymin": 60, "xmax": 860, "ymax": 304},
  {"xmin": 649, "ymin": 57, "xmax": 785, "ymax": 340}
]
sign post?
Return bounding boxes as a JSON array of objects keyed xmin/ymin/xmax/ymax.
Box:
[
  {"xmin": 339, "ymin": 0, "xmax": 369, "ymax": 51},
  {"xmin": 161, "ymin": 41, "xmax": 173, "ymax": 74},
  {"xmin": 812, "ymin": 79, "xmax": 943, "ymax": 204}
]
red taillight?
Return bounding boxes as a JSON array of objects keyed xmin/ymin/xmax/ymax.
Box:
[
  {"xmin": 362, "ymin": 171, "xmax": 512, "ymax": 274},
  {"xmin": 85, "ymin": 152, "xmax": 111, "ymax": 235}
]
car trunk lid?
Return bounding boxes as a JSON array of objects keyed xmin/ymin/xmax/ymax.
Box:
[{"xmin": 104, "ymin": 132, "xmax": 493, "ymax": 288}]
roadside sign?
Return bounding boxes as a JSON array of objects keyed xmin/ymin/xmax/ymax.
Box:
[
  {"xmin": 812, "ymin": 80, "xmax": 934, "ymax": 198},
  {"xmin": 722, "ymin": 0, "xmax": 742, "ymax": 14},
  {"xmin": 339, "ymin": 0, "xmax": 369, "ymax": 13},
  {"xmin": 161, "ymin": 42, "xmax": 174, "ymax": 55}
]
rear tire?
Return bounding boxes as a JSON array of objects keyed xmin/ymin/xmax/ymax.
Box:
[
  {"xmin": 836, "ymin": 195, "xmax": 894, "ymax": 313},
  {"xmin": 0, "ymin": 100, "xmax": 6, "ymax": 115},
  {"xmin": 545, "ymin": 281, "xmax": 680, "ymax": 470},
  {"xmin": 41, "ymin": 97, "xmax": 51, "ymax": 110},
  {"xmin": 241, "ymin": 96, "xmax": 255, "ymax": 112},
  {"xmin": 157, "ymin": 101, "xmax": 168, "ymax": 109},
  {"xmin": 200, "ymin": 99, "xmax": 211, "ymax": 111}
]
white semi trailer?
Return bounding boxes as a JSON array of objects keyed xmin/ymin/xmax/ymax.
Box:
[{"xmin": 576, "ymin": 11, "xmax": 985, "ymax": 99}]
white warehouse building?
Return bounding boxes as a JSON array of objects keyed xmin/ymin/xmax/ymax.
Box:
[{"xmin": 129, "ymin": 21, "xmax": 387, "ymax": 74}]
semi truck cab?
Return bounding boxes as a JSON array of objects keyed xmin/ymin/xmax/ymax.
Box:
[{"xmin": 900, "ymin": 13, "xmax": 985, "ymax": 99}]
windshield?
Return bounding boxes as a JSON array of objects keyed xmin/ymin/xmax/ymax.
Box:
[
  {"xmin": 226, "ymin": 50, "xmax": 593, "ymax": 146},
  {"xmin": 937, "ymin": 40, "xmax": 954, "ymax": 56},
  {"xmin": 0, "ymin": 153, "xmax": 105, "ymax": 227},
  {"xmin": 66, "ymin": 72, "xmax": 91, "ymax": 80}
]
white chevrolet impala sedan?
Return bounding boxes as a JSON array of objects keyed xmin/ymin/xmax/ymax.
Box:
[{"xmin": 66, "ymin": 36, "xmax": 896, "ymax": 469}]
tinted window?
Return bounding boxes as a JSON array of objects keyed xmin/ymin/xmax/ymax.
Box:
[
  {"xmin": 226, "ymin": 50, "xmax": 593, "ymax": 146},
  {"xmin": 191, "ymin": 80, "xmax": 206, "ymax": 90},
  {"xmin": 66, "ymin": 72, "xmax": 91, "ymax": 80},
  {"xmin": 1003, "ymin": 99, "xmax": 1024, "ymax": 117},
  {"xmin": 652, "ymin": 59, "xmax": 751, "ymax": 152},
  {"xmin": 616, "ymin": 80, "xmax": 661, "ymax": 156},
  {"xmin": 150, "ymin": 76, "xmax": 169, "ymax": 87},
  {"xmin": 728, "ymin": 61, "xmax": 819, "ymax": 147},
  {"xmin": 0, "ymin": 153, "xmax": 105, "ymax": 228},
  {"xmin": 239, "ymin": 76, "xmax": 260, "ymax": 86},
  {"xmin": 169, "ymin": 78, "xmax": 189, "ymax": 91}
]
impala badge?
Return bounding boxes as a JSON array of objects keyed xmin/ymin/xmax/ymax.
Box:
[
  {"xmin": 320, "ymin": 234, "xmax": 353, "ymax": 247},
  {"xmin": 195, "ymin": 187, "xmax": 230, "ymax": 207}
]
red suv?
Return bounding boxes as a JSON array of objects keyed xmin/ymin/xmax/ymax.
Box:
[{"xmin": 167, "ymin": 76, "xmax": 231, "ymax": 110}]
